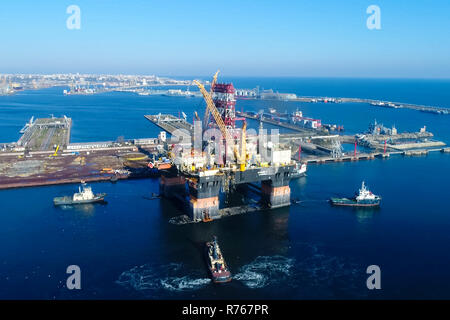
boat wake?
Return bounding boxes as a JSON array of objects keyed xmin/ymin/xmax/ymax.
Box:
[
  {"xmin": 234, "ymin": 248, "xmax": 366, "ymax": 298},
  {"xmin": 160, "ymin": 277, "xmax": 211, "ymax": 291},
  {"xmin": 234, "ymin": 255, "xmax": 295, "ymax": 289},
  {"xmin": 116, "ymin": 262, "xmax": 211, "ymax": 294}
]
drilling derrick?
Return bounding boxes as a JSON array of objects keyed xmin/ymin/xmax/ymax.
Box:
[
  {"xmin": 212, "ymin": 83, "xmax": 237, "ymax": 129},
  {"xmin": 206, "ymin": 76, "xmax": 246, "ymax": 165}
]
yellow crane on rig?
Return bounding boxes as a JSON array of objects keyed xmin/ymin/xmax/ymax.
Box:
[
  {"xmin": 202, "ymin": 70, "xmax": 220, "ymax": 130},
  {"xmin": 193, "ymin": 74, "xmax": 247, "ymax": 171},
  {"xmin": 194, "ymin": 80, "xmax": 231, "ymax": 143}
]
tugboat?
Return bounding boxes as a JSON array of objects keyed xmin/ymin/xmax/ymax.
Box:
[
  {"xmin": 291, "ymin": 162, "xmax": 307, "ymax": 178},
  {"xmin": 53, "ymin": 183, "xmax": 106, "ymax": 206},
  {"xmin": 330, "ymin": 181, "xmax": 381, "ymax": 207},
  {"xmin": 205, "ymin": 236, "xmax": 232, "ymax": 283}
]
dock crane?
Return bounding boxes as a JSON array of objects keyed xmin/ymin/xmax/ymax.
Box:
[
  {"xmin": 202, "ymin": 70, "xmax": 220, "ymax": 130},
  {"xmin": 193, "ymin": 79, "xmax": 246, "ymax": 170},
  {"xmin": 49, "ymin": 144, "xmax": 60, "ymax": 157}
]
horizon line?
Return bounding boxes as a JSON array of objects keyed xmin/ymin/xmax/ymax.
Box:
[{"xmin": 1, "ymin": 72, "xmax": 450, "ymax": 81}]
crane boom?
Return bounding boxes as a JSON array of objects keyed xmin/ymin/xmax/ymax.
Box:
[
  {"xmin": 238, "ymin": 121, "xmax": 247, "ymax": 171},
  {"xmin": 240, "ymin": 121, "xmax": 247, "ymax": 161},
  {"xmin": 194, "ymin": 80, "xmax": 231, "ymax": 141},
  {"xmin": 194, "ymin": 79, "xmax": 241, "ymax": 164},
  {"xmin": 203, "ymin": 70, "xmax": 220, "ymax": 129}
]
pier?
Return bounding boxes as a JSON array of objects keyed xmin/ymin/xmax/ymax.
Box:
[
  {"xmin": 304, "ymin": 147, "xmax": 448, "ymax": 164},
  {"xmin": 236, "ymin": 111, "xmax": 320, "ymax": 134},
  {"xmin": 17, "ymin": 116, "xmax": 71, "ymax": 151},
  {"xmin": 144, "ymin": 114, "xmax": 193, "ymax": 135},
  {"xmin": 294, "ymin": 96, "xmax": 449, "ymax": 115},
  {"xmin": 0, "ymin": 117, "xmax": 162, "ymax": 190}
]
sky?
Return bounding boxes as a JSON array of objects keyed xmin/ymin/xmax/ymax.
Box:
[{"xmin": 0, "ymin": 0, "xmax": 449, "ymax": 78}]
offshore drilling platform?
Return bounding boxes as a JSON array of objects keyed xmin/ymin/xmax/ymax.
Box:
[{"xmin": 158, "ymin": 71, "xmax": 295, "ymax": 222}]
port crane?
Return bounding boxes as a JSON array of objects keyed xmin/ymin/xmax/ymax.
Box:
[{"xmin": 49, "ymin": 144, "xmax": 60, "ymax": 157}]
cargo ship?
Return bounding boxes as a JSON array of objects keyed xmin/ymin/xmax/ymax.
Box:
[
  {"xmin": 205, "ymin": 236, "xmax": 232, "ymax": 283},
  {"xmin": 53, "ymin": 183, "xmax": 106, "ymax": 205},
  {"xmin": 330, "ymin": 181, "xmax": 381, "ymax": 207},
  {"xmin": 289, "ymin": 109, "xmax": 322, "ymax": 129}
]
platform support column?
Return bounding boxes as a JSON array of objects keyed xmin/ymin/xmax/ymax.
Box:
[
  {"xmin": 261, "ymin": 180, "xmax": 291, "ymax": 208},
  {"xmin": 189, "ymin": 195, "xmax": 220, "ymax": 222},
  {"xmin": 188, "ymin": 176, "xmax": 222, "ymax": 222},
  {"xmin": 159, "ymin": 175, "xmax": 186, "ymax": 199}
]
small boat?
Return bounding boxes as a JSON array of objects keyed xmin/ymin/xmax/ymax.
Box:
[
  {"xmin": 205, "ymin": 236, "xmax": 232, "ymax": 283},
  {"xmin": 291, "ymin": 162, "xmax": 307, "ymax": 178},
  {"xmin": 330, "ymin": 181, "xmax": 381, "ymax": 207},
  {"xmin": 53, "ymin": 183, "xmax": 106, "ymax": 206}
]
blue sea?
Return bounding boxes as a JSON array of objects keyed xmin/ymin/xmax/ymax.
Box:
[{"xmin": 0, "ymin": 78, "xmax": 449, "ymax": 299}]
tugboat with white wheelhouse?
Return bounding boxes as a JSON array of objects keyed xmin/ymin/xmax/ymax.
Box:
[
  {"xmin": 330, "ymin": 181, "xmax": 381, "ymax": 207},
  {"xmin": 53, "ymin": 182, "xmax": 106, "ymax": 206}
]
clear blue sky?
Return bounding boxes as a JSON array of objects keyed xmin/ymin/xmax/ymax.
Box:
[{"xmin": 1, "ymin": 0, "xmax": 449, "ymax": 78}]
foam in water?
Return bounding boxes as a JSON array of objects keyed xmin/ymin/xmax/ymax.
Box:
[
  {"xmin": 160, "ymin": 277, "xmax": 211, "ymax": 292},
  {"xmin": 234, "ymin": 255, "xmax": 295, "ymax": 289},
  {"xmin": 233, "ymin": 249, "xmax": 366, "ymax": 298},
  {"xmin": 116, "ymin": 262, "xmax": 211, "ymax": 294}
]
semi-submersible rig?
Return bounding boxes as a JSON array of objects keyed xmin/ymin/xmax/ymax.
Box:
[{"xmin": 159, "ymin": 71, "xmax": 295, "ymax": 222}]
